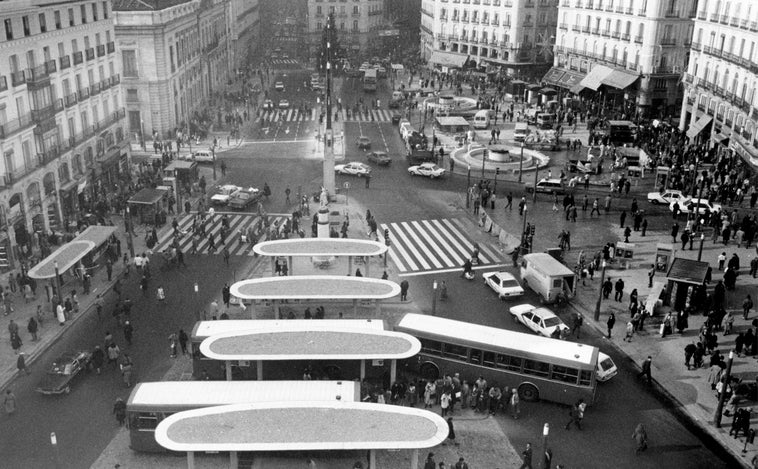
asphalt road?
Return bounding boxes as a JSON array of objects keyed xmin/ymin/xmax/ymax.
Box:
[{"xmin": 0, "ymin": 254, "xmax": 247, "ymax": 469}]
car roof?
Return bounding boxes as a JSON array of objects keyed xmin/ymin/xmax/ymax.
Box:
[
  {"xmin": 538, "ymin": 178, "xmax": 563, "ymax": 184},
  {"xmin": 532, "ymin": 307, "xmax": 558, "ymax": 318}
]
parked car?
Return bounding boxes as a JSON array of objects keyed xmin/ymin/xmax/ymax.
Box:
[
  {"xmin": 211, "ymin": 184, "xmax": 242, "ymax": 205},
  {"xmin": 508, "ymin": 304, "xmax": 570, "ymax": 338},
  {"xmin": 408, "ymin": 163, "xmax": 446, "ymax": 179},
  {"xmin": 669, "ymin": 197, "xmax": 722, "ymax": 215},
  {"xmin": 228, "ymin": 187, "xmax": 262, "ymax": 210},
  {"xmin": 482, "ymin": 271, "xmax": 525, "ymax": 299},
  {"xmin": 36, "ymin": 351, "xmax": 93, "ymax": 395},
  {"xmin": 647, "ymin": 189, "xmax": 688, "ymax": 205},
  {"xmin": 275, "ymin": 81, "xmax": 285, "ymax": 91},
  {"xmin": 278, "ymin": 99, "xmax": 290, "ymax": 109},
  {"xmin": 525, "ymin": 178, "xmax": 567, "ymax": 194},
  {"xmin": 367, "ymin": 151, "xmax": 391, "ymax": 166},
  {"xmin": 335, "ymin": 162, "xmax": 372, "ymax": 177},
  {"xmin": 181, "ymin": 150, "xmax": 214, "ymax": 163},
  {"xmin": 356, "ymin": 136, "xmax": 372, "ymax": 150}
]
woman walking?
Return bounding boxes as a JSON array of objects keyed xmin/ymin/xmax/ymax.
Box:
[
  {"xmin": 633, "ymin": 423, "xmax": 648, "ymax": 454},
  {"xmin": 3, "ymin": 389, "xmax": 17, "ymax": 415}
]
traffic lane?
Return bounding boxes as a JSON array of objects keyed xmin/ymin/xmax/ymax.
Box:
[
  {"xmin": 343, "ymin": 121, "xmax": 394, "ymax": 155},
  {"xmin": 0, "ymin": 254, "xmax": 246, "ymax": 468},
  {"xmin": 409, "ymin": 270, "xmax": 729, "ymax": 469}
]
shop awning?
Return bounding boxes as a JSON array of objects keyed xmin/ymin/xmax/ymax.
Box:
[
  {"xmin": 579, "ymin": 64, "xmax": 614, "ymax": 91},
  {"xmin": 542, "ymin": 67, "xmax": 565, "ymax": 86},
  {"xmin": 713, "ymin": 133, "xmax": 730, "ymax": 146},
  {"xmin": 539, "ymin": 87, "xmax": 558, "ymax": 95},
  {"xmin": 666, "ymin": 258, "xmax": 710, "ymax": 285},
  {"xmin": 128, "ymin": 188, "xmax": 167, "ymax": 206},
  {"xmin": 527, "ymin": 84, "xmax": 542, "ymax": 90},
  {"xmin": 686, "ymin": 115, "xmax": 713, "ymax": 139},
  {"xmin": 570, "ymin": 83, "xmax": 586, "ymax": 94},
  {"xmin": 428, "ymin": 51, "xmax": 469, "ymax": 68},
  {"xmin": 559, "ymin": 70, "xmax": 585, "ymax": 90},
  {"xmin": 601, "ymin": 69, "xmax": 639, "ymax": 90}
]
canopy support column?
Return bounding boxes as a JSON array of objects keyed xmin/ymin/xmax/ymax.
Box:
[
  {"xmin": 271, "ymin": 257, "xmax": 276, "ymax": 276},
  {"xmin": 186, "ymin": 451, "xmax": 195, "ymax": 469},
  {"xmin": 230, "ymin": 450, "xmax": 239, "ymax": 469},
  {"xmin": 369, "ymin": 450, "xmax": 376, "ymax": 469},
  {"xmin": 360, "ymin": 359, "xmax": 366, "ymax": 381},
  {"xmin": 288, "ymin": 256, "xmax": 293, "ymax": 276},
  {"xmin": 375, "ymin": 299, "xmax": 381, "ymax": 315},
  {"xmin": 274, "ymin": 300, "xmax": 281, "ymax": 319},
  {"xmin": 353, "ymin": 299, "xmax": 358, "ymax": 315},
  {"xmin": 390, "ymin": 359, "xmax": 397, "ymax": 384},
  {"xmin": 250, "ymin": 301, "xmax": 256, "ymax": 320},
  {"xmin": 410, "ymin": 449, "xmax": 419, "ymax": 469},
  {"xmin": 257, "ymin": 360, "xmax": 263, "ymax": 380},
  {"xmin": 348, "ymin": 256, "xmax": 353, "ymax": 276},
  {"xmin": 225, "ymin": 361, "xmax": 233, "ymax": 381},
  {"xmin": 365, "ymin": 257, "xmax": 370, "ymax": 277}
]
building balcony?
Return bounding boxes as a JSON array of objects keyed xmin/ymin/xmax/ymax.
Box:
[
  {"xmin": 691, "ymin": 42, "xmax": 701, "ymax": 50},
  {"xmin": 710, "ymin": 13, "xmax": 719, "ymax": 22},
  {"xmin": 615, "ymin": 6, "xmax": 623, "ymax": 13},
  {"xmin": 11, "ymin": 70, "xmax": 26, "ymax": 87},
  {"xmin": 664, "ymin": 10, "xmax": 678, "ymax": 18},
  {"xmin": 591, "ymin": 27, "xmax": 599, "ymax": 34},
  {"xmin": 581, "ymin": 26, "xmax": 590, "ymax": 33},
  {"xmin": 730, "ymin": 17, "xmax": 740, "ymax": 27},
  {"xmin": 64, "ymin": 92, "xmax": 78, "ymax": 108},
  {"xmin": 637, "ymin": 8, "xmax": 646, "ymax": 16},
  {"xmin": 634, "ymin": 35, "xmax": 643, "ymax": 43},
  {"xmin": 687, "ymin": 9, "xmax": 697, "ymax": 18},
  {"xmin": 451, "ymin": 16, "xmax": 459, "ymax": 22},
  {"xmin": 601, "ymin": 29, "xmax": 610, "ymax": 37},
  {"xmin": 611, "ymin": 31, "xmax": 620, "ymax": 39},
  {"xmin": 572, "ymin": 25, "xmax": 580, "ymax": 31},
  {"xmin": 461, "ymin": 17, "xmax": 469, "ymax": 23},
  {"xmin": 697, "ymin": 11, "xmax": 707, "ymax": 20},
  {"xmin": 524, "ymin": 1, "xmax": 534, "ymax": 7},
  {"xmin": 0, "ymin": 114, "xmax": 34, "ymax": 139},
  {"xmin": 30, "ymin": 99, "xmax": 64, "ymax": 123},
  {"xmin": 0, "ymin": 76, "xmax": 6, "ymax": 92},
  {"xmin": 660, "ymin": 38, "xmax": 676, "ymax": 46},
  {"xmin": 85, "ymin": 48, "xmax": 95, "ymax": 61},
  {"xmin": 559, "ymin": 23, "xmax": 568, "ymax": 30},
  {"xmin": 719, "ymin": 14, "xmax": 729, "ymax": 24},
  {"xmin": 73, "ymin": 51, "xmax": 83, "ymax": 65},
  {"xmin": 97, "ymin": 44, "xmax": 106, "ymax": 57},
  {"xmin": 107, "ymin": 41, "xmax": 115, "ymax": 54},
  {"xmin": 77, "ymin": 87, "xmax": 90, "ymax": 101},
  {"xmin": 621, "ymin": 33, "xmax": 630, "ymax": 41},
  {"xmin": 523, "ymin": 21, "xmax": 533, "ymax": 27},
  {"xmin": 751, "ymin": 21, "xmax": 758, "ymax": 32},
  {"xmin": 605, "ymin": 5, "xmax": 613, "ymax": 11},
  {"xmin": 26, "ymin": 60, "xmax": 56, "ymax": 84},
  {"xmin": 60, "ymin": 55, "xmax": 71, "ymax": 70},
  {"xmin": 99, "ymin": 78, "xmax": 111, "ymax": 92},
  {"xmin": 493, "ymin": 0, "xmax": 501, "ymax": 5},
  {"xmin": 90, "ymin": 83, "xmax": 101, "ymax": 96}
]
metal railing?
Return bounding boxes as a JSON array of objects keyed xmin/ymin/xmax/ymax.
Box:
[
  {"xmin": 73, "ymin": 51, "xmax": 83, "ymax": 65},
  {"xmin": 107, "ymin": 42, "xmax": 115, "ymax": 53},
  {"xmin": 10, "ymin": 70, "xmax": 25, "ymax": 87},
  {"xmin": 0, "ymin": 114, "xmax": 34, "ymax": 139},
  {"xmin": 64, "ymin": 92, "xmax": 78, "ymax": 107},
  {"xmin": 85, "ymin": 48, "xmax": 95, "ymax": 61},
  {"xmin": 96, "ymin": 44, "xmax": 105, "ymax": 57},
  {"xmin": 60, "ymin": 55, "xmax": 71, "ymax": 70}
]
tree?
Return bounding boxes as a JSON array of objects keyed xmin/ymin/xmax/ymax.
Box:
[{"xmin": 315, "ymin": 13, "xmax": 345, "ymax": 73}]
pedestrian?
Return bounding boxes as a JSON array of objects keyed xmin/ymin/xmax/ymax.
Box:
[
  {"xmin": 632, "ymin": 423, "xmax": 648, "ymax": 454},
  {"xmin": 510, "ymin": 388, "xmax": 520, "ymax": 419},
  {"xmin": 92, "ymin": 345, "xmax": 104, "ymax": 374},
  {"xmin": 744, "ymin": 295, "xmax": 754, "ymax": 320},
  {"xmin": 453, "ymin": 457, "xmax": 468, "ymax": 469},
  {"xmin": 520, "ymin": 442, "xmax": 533, "ymax": 469},
  {"xmin": 614, "ymin": 278, "xmax": 625, "ymax": 301},
  {"xmin": 107, "ymin": 342, "xmax": 121, "ymax": 369},
  {"xmin": 624, "ymin": 321, "xmax": 634, "ymax": 341},
  {"xmin": 179, "ymin": 329, "xmax": 189, "ymax": 354},
  {"xmin": 285, "ymin": 187, "xmax": 291, "ymax": 204},
  {"xmin": 140, "ymin": 275, "xmax": 149, "ymax": 297},
  {"xmin": 168, "ymin": 332, "xmax": 179, "ymax": 357},
  {"xmin": 505, "ymin": 193, "xmax": 513, "ymax": 210},
  {"xmin": 120, "ymin": 354, "xmax": 133, "ymax": 387},
  {"xmin": 424, "ymin": 453, "xmax": 437, "ymax": 469},
  {"xmin": 565, "ymin": 398, "xmax": 585, "ymax": 430},
  {"xmin": 445, "ymin": 417, "xmax": 458, "ymax": 446},
  {"xmin": 123, "ymin": 321, "xmax": 134, "ymax": 345},
  {"xmin": 400, "ymin": 279, "xmax": 409, "ymax": 301},
  {"xmin": 607, "ymin": 312, "xmax": 615, "ymax": 339},
  {"xmin": 440, "ymin": 390, "xmax": 450, "ymax": 417},
  {"xmin": 638, "ymin": 356, "xmax": 652, "ymax": 385},
  {"xmin": 365, "ymin": 172, "xmax": 371, "ymax": 189},
  {"xmin": 16, "ymin": 352, "xmax": 30, "ymax": 375},
  {"xmin": 648, "ymin": 264, "xmax": 655, "ymax": 288},
  {"xmin": 10, "ymin": 332, "xmax": 22, "ymax": 354},
  {"xmin": 3, "ymin": 389, "xmax": 17, "ymax": 415},
  {"xmin": 620, "ymin": 210, "xmax": 627, "ymax": 228},
  {"xmin": 113, "ymin": 397, "xmax": 126, "ymax": 425},
  {"xmin": 222, "ymin": 246, "xmax": 230, "ymax": 266},
  {"xmin": 572, "ymin": 312, "xmax": 583, "ymax": 338},
  {"xmin": 222, "ymin": 283, "xmax": 231, "ymax": 308},
  {"xmin": 641, "ymin": 218, "xmax": 648, "ymax": 236}
]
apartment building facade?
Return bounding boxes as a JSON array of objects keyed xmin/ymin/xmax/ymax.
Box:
[
  {"xmin": 229, "ymin": 0, "xmax": 260, "ymax": 69},
  {"xmin": 113, "ymin": 0, "xmax": 232, "ymax": 141},
  {"xmin": 551, "ymin": 0, "xmax": 695, "ymax": 118},
  {"xmin": 0, "ymin": 0, "xmax": 128, "ymax": 266},
  {"xmin": 419, "ymin": 0, "xmax": 559, "ymax": 78},
  {"xmin": 681, "ymin": 0, "xmax": 758, "ymax": 167},
  {"xmin": 306, "ymin": 0, "xmax": 386, "ymax": 59}
]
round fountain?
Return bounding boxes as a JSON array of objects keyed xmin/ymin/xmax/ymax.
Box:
[
  {"xmin": 452, "ymin": 143, "xmax": 549, "ymax": 175},
  {"xmin": 422, "ymin": 95, "xmax": 478, "ymax": 113}
]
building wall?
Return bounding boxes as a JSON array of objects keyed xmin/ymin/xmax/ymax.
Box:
[
  {"xmin": 306, "ymin": 0, "xmax": 385, "ymax": 57},
  {"xmin": 555, "ymin": 0, "xmax": 696, "ymax": 117},
  {"xmin": 230, "ymin": 0, "xmax": 260, "ymax": 67},
  {"xmin": 0, "ymin": 0, "xmax": 128, "ymax": 265},
  {"xmin": 681, "ymin": 0, "xmax": 758, "ymax": 165},
  {"xmin": 114, "ymin": 0, "xmax": 232, "ymax": 140},
  {"xmin": 420, "ymin": 0, "xmax": 559, "ymax": 76}
]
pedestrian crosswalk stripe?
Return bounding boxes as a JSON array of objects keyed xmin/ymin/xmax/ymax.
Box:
[
  {"xmin": 380, "ymin": 218, "xmax": 505, "ymax": 275},
  {"xmin": 255, "ymin": 108, "xmax": 398, "ymax": 124}
]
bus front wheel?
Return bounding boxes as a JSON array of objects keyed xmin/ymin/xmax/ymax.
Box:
[
  {"xmin": 518, "ymin": 383, "xmax": 539, "ymax": 402},
  {"xmin": 419, "ymin": 362, "xmax": 440, "ymax": 381}
]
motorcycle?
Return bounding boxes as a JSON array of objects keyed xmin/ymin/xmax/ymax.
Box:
[{"xmin": 463, "ymin": 270, "xmax": 475, "ymax": 281}]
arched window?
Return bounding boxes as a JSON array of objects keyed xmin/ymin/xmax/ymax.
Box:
[
  {"xmin": 732, "ymin": 74, "xmax": 739, "ymax": 94},
  {"xmin": 622, "ymin": 48, "xmax": 628, "ymax": 65},
  {"xmin": 583, "ymin": 39, "xmax": 588, "ymax": 54},
  {"xmin": 612, "ymin": 46, "xmax": 618, "ymax": 62},
  {"xmin": 602, "ymin": 43, "xmax": 607, "ymax": 59},
  {"xmin": 722, "ymin": 69, "xmax": 729, "ymax": 90}
]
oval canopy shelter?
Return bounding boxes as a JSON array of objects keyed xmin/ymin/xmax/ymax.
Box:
[
  {"xmin": 28, "ymin": 225, "xmax": 117, "ymax": 280},
  {"xmin": 230, "ymin": 275, "xmax": 401, "ymax": 319},
  {"xmin": 200, "ymin": 320, "xmax": 420, "ymax": 382},
  {"xmin": 155, "ymin": 402, "xmax": 449, "ymax": 469},
  {"xmin": 253, "ymin": 238, "xmax": 388, "ymax": 276}
]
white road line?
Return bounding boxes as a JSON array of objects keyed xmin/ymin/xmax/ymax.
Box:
[
  {"xmin": 381, "ymin": 223, "xmax": 414, "ymax": 271},
  {"xmin": 420, "ymin": 220, "xmax": 459, "ymax": 267},
  {"xmin": 406, "ymin": 221, "xmax": 444, "ymax": 269},
  {"xmin": 431, "ymin": 219, "xmax": 471, "ymax": 261},
  {"xmin": 444, "ymin": 218, "xmax": 493, "ymax": 263},
  {"xmin": 398, "ymin": 264, "xmax": 511, "ymax": 277},
  {"xmin": 392, "ymin": 222, "xmax": 432, "ymax": 270}
]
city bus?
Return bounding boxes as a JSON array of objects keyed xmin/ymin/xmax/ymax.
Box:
[
  {"xmin": 127, "ymin": 380, "xmax": 360, "ymax": 452},
  {"xmin": 363, "ymin": 68, "xmax": 378, "ymax": 91},
  {"xmin": 394, "ymin": 313, "xmax": 599, "ymax": 406},
  {"xmin": 190, "ymin": 319, "xmax": 410, "ymax": 385}
]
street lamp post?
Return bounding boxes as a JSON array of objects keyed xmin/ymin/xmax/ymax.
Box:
[
  {"xmin": 481, "ymin": 149, "xmax": 487, "ymax": 179},
  {"xmin": 494, "ymin": 167, "xmax": 499, "ymax": 195},
  {"xmin": 518, "ymin": 141, "xmax": 525, "ymax": 183},
  {"xmin": 53, "ymin": 260, "xmax": 62, "ymax": 303},
  {"xmin": 194, "ymin": 282, "xmax": 201, "ymax": 321},
  {"xmin": 466, "ymin": 165, "xmax": 471, "ymax": 209},
  {"xmin": 541, "ymin": 423, "xmax": 551, "ymax": 469},
  {"xmin": 698, "ymin": 233, "xmax": 705, "ymax": 261},
  {"xmin": 520, "ymin": 206, "xmax": 528, "ymax": 253},
  {"xmin": 714, "ymin": 351, "xmax": 735, "ymax": 428},
  {"xmin": 594, "ymin": 261, "xmax": 607, "ymax": 321},
  {"xmin": 125, "ymin": 206, "xmax": 135, "ymax": 258},
  {"xmin": 212, "ymin": 147, "xmax": 217, "ymax": 180},
  {"xmin": 533, "ymin": 166, "xmax": 539, "ymax": 203},
  {"xmin": 431, "ymin": 280, "xmax": 438, "ymax": 316}
]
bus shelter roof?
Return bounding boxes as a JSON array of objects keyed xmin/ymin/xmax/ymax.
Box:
[
  {"xmin": 27, "ymin": 225, "xmax": 116, "ymax": 279},
  {"xmin": 436, "ymin": 116, "xmax": 470, "ymax": 127},
  {"xmin": 230, "ymin": 275, "xmax": 400, "ymax": 300},
  {"xmin": 128, "ymin": 187, "xmax": 167, "ymax": 205},
  {"xmin": 154, "ymin": 402, "xmax": 449, "ymax": 452},
  {"xmin": 200, "ymin": 325, "xmax": 421, "ymax": 361},
  {"xmin": 253, "ymin": 238, "xmax": 387, "ymax": 257}
]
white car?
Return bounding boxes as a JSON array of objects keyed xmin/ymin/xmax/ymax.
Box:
[
  {"xmin": 278, "ymin": 99, "xmax": 290, "ymax": 109},
  {"xmin": 669, "ymin": 197, "xmax": 722, "ymax": 215},
  {"xmin": 335, "ymin": 162, "xmax": 371, "ymax": 177},
  {"xmin": 275, "ymin": 81, "xmax": 285, "ymax": 91},
  {"xmin": 509, "ymin": 304, "xmax": 570, "ymax": 338},
  {"xmin": 408, "ymin": 163, "xmax": 445, "ymax": 179},
  {"xmin": 647, "ymin": 189, "xmax": 688, "ymax": 205},
  {"xmin": 188, "ymin": 150, "xmax": 214, "ymax": 163},
  {"xmin": 482, "ymin": 271, "xmax": 525, "ymax": 299},
  {"xmin": 210, "ymin": 184, "xmax": 242, "ymax": 205},
  {"xmin": 263, "ymin": 99, "xmax": 274, "ymax": 111}
]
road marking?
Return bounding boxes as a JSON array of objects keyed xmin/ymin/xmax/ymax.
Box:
[{"xmin": 398, "ymin": 264, "xmax": 511, "ymax": 277}]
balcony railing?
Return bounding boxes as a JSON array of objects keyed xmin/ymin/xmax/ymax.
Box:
[
  {"xmin": 85, "ymin": 48, "xmax": 95, "ymax": 61},
  {"xmin": 64, "ymin": 92, "xmax": 78, "ymax": 107},
  {"xmin": 621, "ymin": 33, "xmax": 630, "ymax": 41},
  {"xmin": 637, "ymin": 8, "xmax": 646, "ymax": 16},
  {"xmin": 572, "ymin": 25, "xmax": 580, "ymax": 31},
  {"xmin": 0, "ymin": 113, "xmax": 34, "ymax": 139},
  {"xmin": 0, "ymin": 76, "xmax": 6, "ymax": 92},
  {"xmin": 107, "ymin": 41, "xmax": 115, "ymax": 54},
  {"xmin": 710, "ymin": 13, "xmax": 719, "ymax": 22},
  {"xmin": 30, "ymin": 99, "xmax": 63, "ymax": 122},
  {"xmin": 719, "ymin": 14, "xmax": 729, "ymax": 24},
  {"xmin": 73, "ymin": 51, "xmax": 83, "ymax": 65},
  {"xmin": 77, "ymin": 87, "xmax": 90, "ymax": 100},
  {"xmin": 26, "ymin": 60, "xmax": 57, "ymax": 83},
  {"xmin": 601, "ymin": 30, "xmax": 610, "ymax": 37},
  {"xmin": 96, "ymin": 44, "xmax": 105, "ymax": 57},
  {"xmin": 660, "ymin": 38, "xmax": 676, "ymax": 46},
  {"xmin": 697, "ymin": 11, "xmax": 706, "ymax": 20},
  {"xmin": 11, "ymin": 71, "xmax": 26, "ymax": 87},
  {"xmin": 751, "ymin": 21, "xmax": 758, "ymax": 32},
  {"xmin": 624, "ymin": 7, "xmax": 633, "ymax": 14},
  {"xmin": 634, "ymin": 35, "xmax": 643, "ymax": 43},
  {"xmin": 611, "ymin": 31, "xmax": 620, "ymax": 39},
  {"xmin": 730, "ymin": 17, "xmax": 740, "ymax": 26},
  {"xmin": 581, "ymin": 26, "xmax": 590, "ymax": 32},
  {"xmin": 591, "ymin": 27, "xmax": 599, "ymax": 34},
  {"xmin": 559, "ymin": 23, "xmax": 568, "ymax": 30},
  {"xmin": 664, "ymin": 10, "xmax": 678, "ymax": 18},
  {"xmin": 60, "ymin": 55, "xmax": 71, "ymax": 70}
]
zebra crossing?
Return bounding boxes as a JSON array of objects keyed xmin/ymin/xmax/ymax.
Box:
[
  {"xmin": 379, "ymin": 218, "xmax": 508, "ymax": 277},
  {"xmin": 256, "ymin": 108, "xmax": 400, "ymax": 124},
  {"xmin": 269, "ymin": 58, "xmax": 300, "ymax": 68},
  {"xmin": 152, "ymin": 212, "xmax": 290, "ymax": 257}
]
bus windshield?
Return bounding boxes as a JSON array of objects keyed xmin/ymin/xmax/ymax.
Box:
[
  {"xmin": 363, "ymin": 68, "xmax": 377, "ymax": 91},
  {"xmin": 395, "ymin": 313, "xmax": 598, "ymax": 406}
]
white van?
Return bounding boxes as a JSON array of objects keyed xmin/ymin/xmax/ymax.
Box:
[
  {"xmin": 514, "ymin": 123, "xmax": 530, "ymax": 142},
  {"xmin": 473, "ymin": 110, "xmax": 490, "ymax": 129},
  {"xmin": 536, "ymin": 113, "xmax": 556, "ymax": 129},
  {"xmin": 519, "ymin": 253, "xmax": 576, "ymax": 304},
  {"xmin": 597, "ymin": 352, "xmax": 618, "ymax": 382}
]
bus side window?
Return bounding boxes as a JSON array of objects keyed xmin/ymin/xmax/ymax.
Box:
[
  {"xmin": 443, "ymin": 343, "xmax": 469, "ymax": 361},
  {"xmin": 420, "ymin": 339, "xmax": 443, "ymax": 356},
  {"xmin": 470, "ymin": 349, "xmax": 482, "ymax": 365},
  {"xmin": 579, "ymin": 370, "xmax": 593, "ymax": 386},
  {"xmin": 550, "ymin": 365, "xmax": 579, "ymax": 384},
  {"xmin": 523, "ymin": 359, "xmax": 550, "ymax": 377},
  {"xmin": 497, "ymin": 354, "xmax": 522, "ymax": 372},
  {"xmin": 482, "ymin": 351, "xmax": 496, "ymax": 368}
]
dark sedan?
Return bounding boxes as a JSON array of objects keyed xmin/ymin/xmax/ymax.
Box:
[
  {"xmin": 36, "ymin": 351, "xmax": 92, "ymax": 395},
  {"xmin": 367, "ymin": 151, "xmax": 391, "ymax": 166}
]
